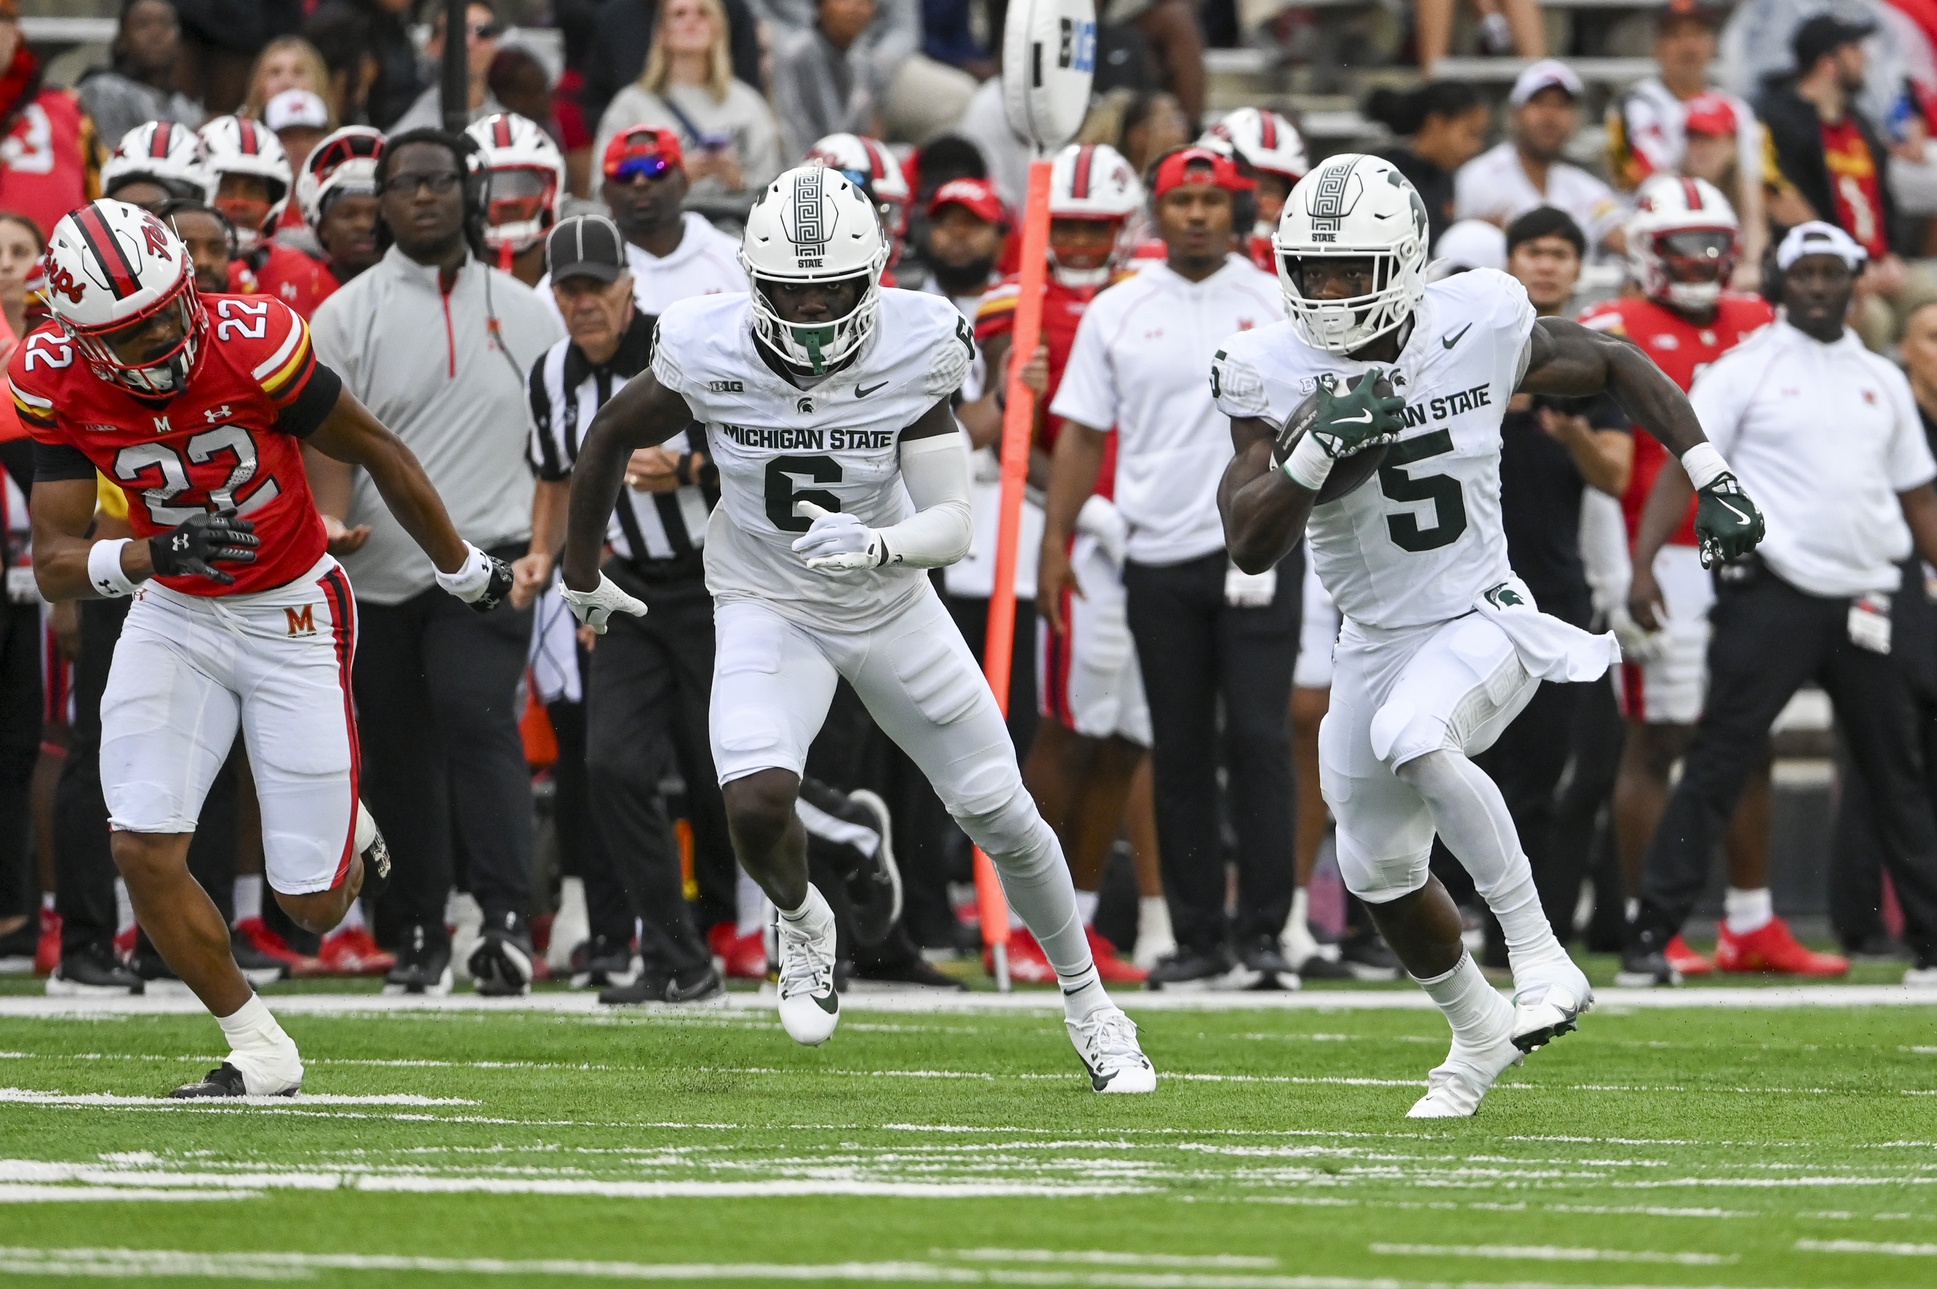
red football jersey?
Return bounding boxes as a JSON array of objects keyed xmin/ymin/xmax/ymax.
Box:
[
  {"xmin": 232, "ymin": 242, "xmax": 340, "ymax": 320},
  {"xmin": 12, "ymin": 294, "xmax": 339, "ymax": 596},
  {"xmin": 1577, "ymin": 292, "xmax": 1774, "ymax": 546},
  {"xmin": 976, "ymin": 271, "xmax": 1126, "ymax": 498}
]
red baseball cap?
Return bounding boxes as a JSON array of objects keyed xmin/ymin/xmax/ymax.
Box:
[
  {"xmin": 928, "ymin": 177, "xmax": 1005, "ymax": 225},
  {"xmin": 1152, "ymin": 146, "xmax": 1254, "ymax": 199},
  {"xmin": 603, "ymin": 126, "xmax": 683, "ymax": 182},
  {"xmin": 1683, "ymin": 92, "xmax": 1738, "ymax": 137}
]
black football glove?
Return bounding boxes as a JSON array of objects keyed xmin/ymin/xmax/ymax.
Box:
[
  {"xmin": 1274, "ymin": 367, "xmax": 1408, "ymax": 466},
  {"xmin": 147, "ymin": 510, "xmax": 259, "ymax": 585},
  {"xmin": 1692, "ymin": 472, "xmax": 1766, "ymax": 568}
]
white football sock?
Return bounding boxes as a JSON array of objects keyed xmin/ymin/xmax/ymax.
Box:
[
  {"xmin": 336, "ymin": 898, "xmax": 366, "ymax": 932},
  {"xmin": 1724, "ymin": 887, "xmax": 1774, "ymax": 935},
  {"xmin": 215, "ymin": 995, "xmax": 302, "ymax": 1093},
  {"xmin": 737, "ymin": 868, "xmax": 771, "ymax": 938},
  {"xmin": 114, "ymin": 879, "xmax": 133, "ymax": 936},
  {"xmin": 1138, "ymin": 896, "xmax": 1172, "ymax": 943},
  {"xmin": 1415, "ymin": 951, "xmax": 1512, "ymax": 1048},
  {"xmin": 778, "ymin": 883, "xmax": 832, "ymax": 928},
  {"xmin": 1073, "ymin": 888, "xmax": 1100, "ymax": 926},
  {"xmin": 41, "ymin": 891, "xmax": 55, "ymax": 912},
  {"xmin": 232, "ymin": 875, "xmax": 263, "ymax": 925},
  {"xmin": 1398, "ymin": 750, "xmax": 1569, "ymax": 979},
  {"xmin": 959, "ymin": 786, "xmax": 1100, "ymax": 1011},
  {"xmin": 1283, "ymin": 887, "xmax": 1323, "ymax": 964}
]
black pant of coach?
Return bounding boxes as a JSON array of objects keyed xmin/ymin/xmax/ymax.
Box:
[
  {"xmin": 1123, "ymin": 547, "xmax": 1300, "ymax": 956},
  {"xmin": 581, "ymin": 560, "xmax": 727, "ymax": 979},
  {"xmin": 355, "ymin": 544, "xmax": 536, "ymax": 947},
  {"xmin": 1635, "ymin": 560, "xmax": 1937, "ymax": 959}
]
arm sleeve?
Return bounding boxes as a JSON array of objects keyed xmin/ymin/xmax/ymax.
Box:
[
  {"xmin": 874, "ymin": 430, "xmax": 972, "ymax": 568},
  {"xmin": 1047, "ymin": 306, "xmax": 1118, "ymax": 429},
  {"xmin": 275, "ymin": 361, "xmax": 342, "ymax": 437},
  {"xmin": 31, "ymin": 439, "xmax": 96, "ymax": 483}
]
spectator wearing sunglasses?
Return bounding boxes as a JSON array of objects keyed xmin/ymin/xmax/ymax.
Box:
[
  {"xmin": 390, "ymin": 1, "xmax": 508, "ymax": 134},
  {"xmin": 535, "ymin": 126, "xmax": 746, "ymax": 329}
]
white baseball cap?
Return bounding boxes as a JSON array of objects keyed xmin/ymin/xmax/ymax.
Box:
[
  {"xmin": 1775, "ymin": 220, "xmax": 1868, "ymax": 271},
  {"xmin": 264, "ymin": 88, "xmax": 329, "ymax": 133},
  {"xmin": 1428, "ymin": 219, "xmax": 1509, "ymax": 281},
  {"xmin": 1509, "ymin": 58, "xmax": 1585, "ymax": 108}
]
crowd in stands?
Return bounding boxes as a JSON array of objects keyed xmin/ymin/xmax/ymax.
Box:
[{"xmin": 1, "ymin": 0, "xmax": 1935, "ymax": 996}]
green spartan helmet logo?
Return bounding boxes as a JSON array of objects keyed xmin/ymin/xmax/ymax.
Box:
[{"xmin": 791, "ymin": 167, "xmax": 837, "ymax": 373}]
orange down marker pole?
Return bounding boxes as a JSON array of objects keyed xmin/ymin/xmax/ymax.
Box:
[{"xmin": 973, "ymin": 156, "xmax": 1054, "ymax": 992}]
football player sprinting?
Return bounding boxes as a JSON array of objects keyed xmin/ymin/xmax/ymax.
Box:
[
  {"xmin": 558, "ymin": 166, "xmax": 1155, "ymax": 1092},
  {"xmin": 1214, "ymin": 155, "xmax": 1765, "ymax": 1116},
  {"xmin": 20, "ymin": 200, "xmax": 511, "ymax": 1098}
]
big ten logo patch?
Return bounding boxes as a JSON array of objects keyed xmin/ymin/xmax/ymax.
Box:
[
  {"xmin": 710, "ymin": 380, "xmax": 744, "ymax": 393},
  {"xmin": 285, "ymin": 604, "xmax": 318, "ymax": 637}
]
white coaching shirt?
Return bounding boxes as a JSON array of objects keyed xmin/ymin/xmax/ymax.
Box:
[
  {"xmin": 537, "ymin": 212, "xmax": 747, "ymax": 328},
  {"xmin": 1050, "ymin": 255, "xmax": 1282, "ymax": 566},
  {"xmin": 1690, "ymin": 319, "xmax": 1937, "ymax": 598},
  {"xmin": 1453, "ymin": 142, "xmax": 1624, "ymax": 254}
]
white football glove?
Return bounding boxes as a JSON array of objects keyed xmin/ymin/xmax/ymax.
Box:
[
  {"xmin": 559, "ymin": 573, "xmax": 648, "ymax": 634},
  {"xmin": 1607, "ymin": 602, "xmax": 1667, "ymax": 665},
  {"xmin": 792, "ymin": 501, "xmax": 884, "ymax": 573},
  {"xmin": 1074, "ymin": 494, "xmax": 1128, "ymax": 567}
]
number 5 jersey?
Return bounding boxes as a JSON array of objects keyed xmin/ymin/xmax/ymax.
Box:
[
  {"xmin": 1211, "ymin": 268, "xmax": 1537, "ymax": 629},
  {"xmin": 12, "ymin": 294, "xmax": 340, "ymax": 596},
  {"xmin": 650, "ymin": 287, "xmax": 972, "ymax": 632}
]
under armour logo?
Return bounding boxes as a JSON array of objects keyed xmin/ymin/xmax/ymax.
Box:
[{"xmin": 204, "ymin": 404, "xmax": 232, "ymax": 424}]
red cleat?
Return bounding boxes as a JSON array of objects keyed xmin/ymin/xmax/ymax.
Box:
[
  {"xmin": 234, "ymin": 917, "xmax": 317, "ymax": 973},
  {"xmin": 113, "ymin": 926, "xmax": 135, "ymax": 961},
  {"xmin": 317, "ymin": 926, "xmax": 396, "ymax": 976},
  {"xmin": 1714, "ymin": 917, "xmax": 1849, "ymax": 976},
  {"xmin": 36, "ymin": 908, "xmax": 62, "ymax": 976},
  {"xmin": 1664, "ymin": 934, "xmax": 1712, "ymax": 977},
  {"xmin": 1085, "ymin": 925, "xmax": 1148, "ymax": 984},
  {"xmin": 707, "ymin": 923, "xmax": 768, "ymax": 979},
  {"xmin": 985, "ymin": 928, "xmax": 1057, "ymax": 983}
]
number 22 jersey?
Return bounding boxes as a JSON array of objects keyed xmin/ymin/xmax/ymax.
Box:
[
  {"xmin": 651, "ymin": 287, "xmax": 972, "ymax": 632},
  {"xmin": 12, "ymin": 295, "xmax": 341, "ymax": 596},
  {"xmin": 1211, "ymin": 268, "xmax": 1537, "ymax": 630}
]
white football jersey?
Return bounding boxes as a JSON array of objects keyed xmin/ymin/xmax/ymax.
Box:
[
  {"xmin": 652, "ymin": 287, "xmax": 975, "ymax": 631},
  {"xmin": 1212, "ymin": 268, "xmax": 1537, "ymax": 630}
]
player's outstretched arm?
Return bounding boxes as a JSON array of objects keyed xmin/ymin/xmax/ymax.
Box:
[
  {"xmin": 1220, "ymin": 415, "xmax": 1314, "ymax": 577},
  {"xmin": 1520, "ymin": 317, "xmax": 1765, "ymax": 569}
]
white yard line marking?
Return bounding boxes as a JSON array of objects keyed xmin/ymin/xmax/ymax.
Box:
[
  {"xmin": 0, "ymin": 1185, "xmax": 261, "ymax": 1203},
  {"xmin": 2, "ymin": 983, "xmax": 1934, "ymax": 1018},
  {"xmin": 948, "ymin": 1250, "xmax": 1279, "ymax": 1268},
  {"xmin": 0, "ymin": 1247, "xmax": 1816, "ymax": 1288},
  {"xmin": 1795, "ymin": 1239, "xmax": 1937, "ymax": 1256},
  {"xmin": 0, "ymin": 1088, "xmax": 474, "ymax": 1106},
  {"xmin": 1369, "ymin": 1244, "xmax": 1737, "ymax": 1266}
]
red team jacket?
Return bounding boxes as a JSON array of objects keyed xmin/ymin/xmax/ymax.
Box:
[
  {"xmin": 976, "ymin": 271, "xmax": 1124, "ymax": 497},
  {"xmin": 231, "ymin": 241, "xmax": 340, "ymax": 320},
  {"xmin": 11, "ymin": 294, "xmax": 341, "ymax": 596},
  {"xmin": 1576, "ymin": 293, "xmax": 1774, "ymax": 546}
]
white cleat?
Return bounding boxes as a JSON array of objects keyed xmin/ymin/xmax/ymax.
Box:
[
  {"xmin": 1066, "ymin": 1005, "xmax": 1157, "ymax": 1093},
  {"xmin": 1511, "ymin": 957, "xmax": 1595, "ymax": 1053},
  {"xmin": 775, "ymin": 895, "xmax": 840, "ymax": 1046},
  {"xmin": 1406, "ymin": 1030, "xmax": 1524, "ymax": 1118}
]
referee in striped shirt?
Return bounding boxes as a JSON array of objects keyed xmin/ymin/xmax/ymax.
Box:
[{"xmin": 522, "ymin": 215, "xmax": 726, "ymax": 1003}]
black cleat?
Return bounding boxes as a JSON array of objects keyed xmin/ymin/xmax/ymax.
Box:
[
  {"xmin": 1290, "ymin": 951, "xmax": 1357, "ymax": 981},
  {"xmin": 1144, "ymin": 945, "xmax": 1233, "ymax": 990},
  {"xmin": 1235, "ymin": 936, "xmax": 1299, "ymax": 990},
  {"xmin": 598, "ymin": 964, "xmax": 724, "ymax": 1005},
  {"xmin": 1339, "ymin": 931, "xmax": 1401, "ymax": 981},
  {"xmin": 230, "ymin": 929, "xmax": 290, "ymax": 986},
  {"xmin": 1616, "ymin": 947, "xmax": 1681, "ymax": 988},
  {"xmin": 168, "ymin": 1061, "xmax": 297, "ymax": 1099},
  {"xmin": 468, "ymin": 912, "xmax": 535, "ymax": 997},
  {"xmin": 836, "ymin": 789, "xmax": 902, "ymax": 947},
  {"xmin": 852, "ymin": 956, "xmax": 969, "ymax": 990},
  {"xmin": 47, "ymin": 943, "xmax": 143, "ymax": 996},
  {"xmin": 131, "ymin": 936, "xmax": 178, "ymax": 983},
  {"xmin": 570, "ymin": 934, "xmax": 635, "ymax": 990},
  {"xmin": 384, "ymin": 925, "xmax": 453, "ymax": 996}
]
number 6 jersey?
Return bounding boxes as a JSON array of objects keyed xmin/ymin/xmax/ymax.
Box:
[
  {"xmin": 1212, "ymin": 268, "xmax": 1537, "ymax": 630},
  {"xmin": 651, "ymin": 287, "xmax": 972, "ymax": 632},
  {"xmin": 12, "ymin": 294, "xmax": 340, "ymax": 595}
]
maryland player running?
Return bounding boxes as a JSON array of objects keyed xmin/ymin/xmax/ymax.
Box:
[
  {"xmin": 19, "ymin": 199, "xmax": 510, "ymax": 1098},
  {"xmin": 1579, "ymin": 176, "xmax": 1840, "ymax": 981}
]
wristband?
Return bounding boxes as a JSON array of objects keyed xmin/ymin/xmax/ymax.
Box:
[
  {"xmin": 1679, "ymin": 442, "xmax": 1730, "ymax": 491},
  {"xmin": 433, "ymin": 541, "xmax": 493, "ymax": 599},
  {"xmin": 87, "ymin": 538, "xmax": 138, "ymax": 598},
  {"xmin": 1283, "ymin": 433, "xmax": 1335, "ymax": 492}
]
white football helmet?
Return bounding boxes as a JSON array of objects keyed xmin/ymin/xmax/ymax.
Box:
[
  {"xmin": 295, "ymin": 126, "xmax": 384, "ymax": 230},
  {"xmin": 1626, "ymin": 174, "xmax": 1738, "ymax": 312},
  {"xmin": 1273, "ymin": 153, "xmax": 1429, "ymax": 354},
  {"xmin": 466, "ymin": 112, "xmax": 566, "ymax": 254},
  {"xmin": 101, "ymin": 121, "xmax": 214, "ymax": 203},
  {"xmin": 1046, "ymin": 143, "xmax": 1141, "ymax": 287},
  {"xmin": 1199, "ymin": 108, "xmax": 1308, "ymax": 184},
  {"xmin": 741, "ymin": 165, "xmax": 888, "ymax": 375},
  {"xmin": 42, "ymin": 199, "xmax": 206, "ymax": 396},
  {"xmin": 198, "ymin": 115, "xmax": 293, "ymax": 249},
  {"xmin": 806, "ymin": 133, "xmax": 909, "ymax": 233}
]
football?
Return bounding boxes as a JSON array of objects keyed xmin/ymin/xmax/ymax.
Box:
[{"xmin": 1274, "ymin": 370, "xmax": 1397, "ymax": 503}]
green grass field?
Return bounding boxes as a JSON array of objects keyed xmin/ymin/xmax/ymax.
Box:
[{"xmin": 3, "ymin": 976, "xmax": 1936, "ymax": 1288}]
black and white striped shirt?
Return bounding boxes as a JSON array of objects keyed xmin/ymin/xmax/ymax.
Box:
[{"xmin": 527, "ymin": 312, "xmax": 719, "ymax": 576}]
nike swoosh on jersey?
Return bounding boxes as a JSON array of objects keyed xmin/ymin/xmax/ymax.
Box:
[
  {"xmin": 856, "ymin": 381, "xmax": 889, "ymax": 398},
  {"xmin": 1442, "ymin": 324, "xmax": 1473, "ymax": 349}
]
